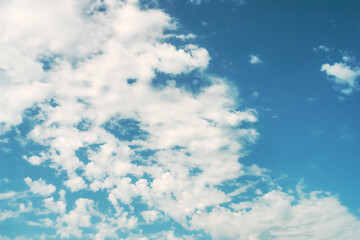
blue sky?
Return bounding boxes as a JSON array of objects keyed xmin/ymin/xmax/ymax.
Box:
[{"xmin": 0, "ymin": 0, "xmax": 359, "ymax": 239}]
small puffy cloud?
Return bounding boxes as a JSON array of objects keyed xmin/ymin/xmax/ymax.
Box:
[
  {"xmin": 342, "ymin": 54, "xmax": 355, "ymax": 63},
  {"xmin": 165, "ymin": 33, "xmax": 197, "ymax": 41},
  {"xmin": 64, "ymin": 176, "xmax": 87, "ymax": 192},
  {"xmin": 43, "ymin": 196, "xmax": 66, "ymax": 214},
  {"xmin": 23, "ymin": 154, "xmax": 46, "ymax": 165},
  {"xmin": 249, "ymin": 54, "xmax": 263, "ymax": 65},
  {"xmin": 24, "ymin": 177, "xmax": 55, "ymax": 196},
  {"xmin": 321, "ymin": 61, "xmax": 360, "ymax": 95},
  {"xmin": 56, "ymin": 198, "xmax": 94, "ymax": 238}
]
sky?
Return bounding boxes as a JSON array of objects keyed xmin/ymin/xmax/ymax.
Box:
[{"xmin": 0, "ymin": 0, "xmax": 359, "ymax": 239}]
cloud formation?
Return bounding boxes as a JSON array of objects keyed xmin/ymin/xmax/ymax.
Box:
[
  {"xmin": 249, "ymin": 54, "xmax": 263, "ymax": 65},
  {"xmin": 320, "ymin": 53, "xmax": 360, "ymax": 95},
  {"xmin": 24, "ymin": 177, "xmax": 56, "ymax": 196},
  {"xmin": 0, "ymin": 0, "xmax": 359, "ymax": 239}
]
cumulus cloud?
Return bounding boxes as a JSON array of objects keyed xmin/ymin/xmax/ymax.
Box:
[
  {"xmin": 249, "ymin": 54, "xmax": 263, "ymax": 65},
  {"xmin": 321, "ymin": 61, "xmax": 360, "ymax": 95},
  {"xmin": 0, "ymin": 0, "xmax": 359, "ymax": 239},
  {"xmin": 141, "ymin": 210, "xmax": 161, "ymax": 224},
  {"xmin": 191, "ymin": 191, "xmax": 360, "ymax": 239},
  {"xmin": 64, "ymin": 175, "xmax": 87, "ymax": 192},
  {"xmin": 24, "ymin": 177, "xmax": 55, "ymax": 196}
]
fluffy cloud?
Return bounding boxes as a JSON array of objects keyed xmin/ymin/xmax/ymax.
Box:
[
  {"xmin": 55, "ymin": 198, "xmax": 94, "ymax": 238},
  {"xmin": 24, "ymin": 177, "xmax": 56, "ymax": 196},
  {"xmin": 0, "ymin": 0, "xmax": 359, "ymax": 239},
  {"xmin": 191, "ymin": 190, "xmax": 360, "ymax": 239},
  {"xmin": 321, "ymin": 56, "xmax": 360, "ymax": 95},
  {"xmin": 141, "ymin": 210, "xmax": 161, "ymax": 224}
]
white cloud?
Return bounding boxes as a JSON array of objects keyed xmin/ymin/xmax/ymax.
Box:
[
  {"xmin": 27, "ymin": 218, "xmax": 53, "ymax": 227},
  {"xmin": 0, "ymin": 191, "xmax": 16, "ymax": 200},
  {"xmin": 191, "ymin": 191, "xmax": 360, "ymax": 239},
  {"xmin": 141, "ymin": 210, "xmax": 161, "ymax": 224},
  {"xmin": 0, "ymin": 202, "xmax": 32, "ymax": 222},
  {"xmin": 189, "ymin": 0, "xmax": 247, "ymax": 5},
  {"xmin": 320, "ymin": 57, "xmax": 360, "ymax": 95},
  {"xmin": 313, "ymin": 45, "xmax": 330, "ymax": 52},
  {"xmin": 43, "ymin": 196, "xmax": 66, "ymax": 214},
  {"xmin": 0, "ymin": 210, "xmax": 18, "ymax": 222},
  {"xmin": 64, "ymin": 175, "xmax": 87, "ymax": 192},
  {"xmin": 249, "ymin": 54, "xmax": 263, "ymax": 65},
  {"xmin": 55, "ymin": 198, "xmax": 97, "ymax": 238},
  {"xmin": 24, "ymin": 177, "xmax": 55, "ymax": 196},
  {"xmin": 23, "ymin": 154, "xmax": 47, "ymax": 165}
]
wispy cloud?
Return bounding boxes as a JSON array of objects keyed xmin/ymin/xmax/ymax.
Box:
[
  {"xmin": 313, "ymin": 45, "xmax": 331, "ymax": 53},
  {"xmin": 0, "ymin": 191, "xmax": 16, "ymax": 200},
  {"xmin": 189, "ymin": 0, "xmax": 247, "ymax": 5}
]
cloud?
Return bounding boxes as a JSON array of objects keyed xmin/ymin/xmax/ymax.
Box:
[
  {"xmin": 313, "ymin": 45, "xmax": 330, "ymax": 53},
  {"xmin": 0, "ymin": 202, "xmax": 32, "ymax": 222},
  {"xmin": 320, "ymin": 56, "xmax": 360, "ymax": 95},
  {"xmin": 250, "ymin": 91, "xmax": 259, "ymax": 100},
  {"xmin": 191, "ymin": 191, "xmax": 360, "ymax": 239},
  {"xmin": 43, "ymin": 190, "xmax": 66, "ymax": 214},
  {"xmin": 141, "ymin": 210, "xmax": 161, "ymax": 224},
  {"xmin": 0, "ymin": 191, "xmax": 16, "ymax": 200},
  {"xmin": 306, "ymin": 97, "xmax": 316, "ymax": 102},
  {"xmin": 23, "ymin": 154, "xmax": 46, "ymax": 165},
  {"xmin": 0, "ymin": 0, "xmax": 359, "ymax": 239},
  {"xmin": 64, "ymin": 175, "xmax": 87, "ymax": 192},
  {"xmin": 249, "ymin": 54, "xmax": 263, "ymax": 65},
  {"xmin": 24, "ymin": 177, "xmax": 56, "ymax": 196},
  {"xmin": 55, "ymin": 198, "xmax": 95, "ymax": 238},
  {"xmin": 189, "ymin": 0, "xmax": 247, "ymax": 5}
]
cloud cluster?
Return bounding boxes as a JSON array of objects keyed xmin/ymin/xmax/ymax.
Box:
[
  {"xmin": 191, "ymin": 190, "xmax": 360, "ymax": 239},
  {"xmin": 0, "ymin": 0, "xmax": 359, "ymax": 239}
]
